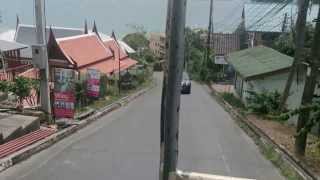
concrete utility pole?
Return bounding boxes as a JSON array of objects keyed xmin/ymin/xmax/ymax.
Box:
[
  {"xmin": 34, "ymin": 0, "xmax": 52, "ymax": 122},
  {"xmin": 162, "ymin": 0, "xmax": 187, "ymax": 179},
  {"xmin": 279, "ymin": 0, "xmax": 310, "ymax": 110},
  {"xmin": 294, "ymin": 7, "xmax": 320, "ymax": 156},
  {"xmin": 207, "ymin": 0, "xmax": 214, "ymax": 51},
  {"xmin": 160, "ymin": 0, "xmax": 173, "ymax": 176}
]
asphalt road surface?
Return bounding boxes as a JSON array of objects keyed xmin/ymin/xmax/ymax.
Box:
[{"xmin": 1, "ymin": 74, "xmax": 284, "ymax": 180}]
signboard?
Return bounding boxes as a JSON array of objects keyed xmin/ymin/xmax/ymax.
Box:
[
  {"xmin": 86, "ymin": 68, "xmax": 101, "ymax": 98},
  {"xmin": 214, "ymin": 55, "xmax": 228, "ymax": 65},
  {"xmin": 53, "ymin": 68, "xmax": 75, "ymax": 119}
]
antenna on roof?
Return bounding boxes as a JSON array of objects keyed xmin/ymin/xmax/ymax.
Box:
[{"xmin": 84, "ymin": 19, "xmax": 88, "ymax": 34}]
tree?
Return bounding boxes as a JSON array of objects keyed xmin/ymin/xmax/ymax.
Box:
[
  {"xmin": 273, "ymin": 23, "xmax": 315, "ymax": 57},
  {"xmin": 279, "ymin": 0, "xmax": 311, "ymax": 110},
  {"xmin": 294, "ymin": 7, "xmax": 320, "ymax": 156},
  {"xmin": 184, "ymin": 28, "xmax": 217, "ymax": 82},
  {"xmin": 9, "ymin": 77, "xmax": 35, "ymax": 111},
  {"xmin": 122, "ymin": 32, "xmax": 149, "ymax": 51}
]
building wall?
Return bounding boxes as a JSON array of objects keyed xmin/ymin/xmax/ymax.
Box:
[
  {"xmin": 149, "ymin": 33, "xmax": 165, "ymax": 60},
  {"xmin": 234, "ymin": 70, "xmax": 305, "ymax": 124}
]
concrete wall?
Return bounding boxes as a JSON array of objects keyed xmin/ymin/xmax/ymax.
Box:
[{"xmin": 234, "ymin": 70, "xmax": 306, "ymax": 124}]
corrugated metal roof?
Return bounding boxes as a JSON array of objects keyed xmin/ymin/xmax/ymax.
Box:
[
  {"xmin": 0, "ymin": 40, "xmax": 27, "ymax": 52},
  {"xmin": 245, "ymin": 3, "xmax": 319, "ymax": 32},
  {"xmin": 228, "ymin": 46, "xmax": 293, "ymax": 78}
]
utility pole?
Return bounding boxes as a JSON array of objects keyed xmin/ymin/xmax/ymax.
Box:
[
  {"xmin": 281, "ymin": 13, "xmax": 288, "ymax": 33},
  {"xmin": 294, "ymin": 6, "xmax": 320, "ymax": 156},
  {"xmin": 160, "ymin": 0, "xmax": 173, "ymax": 177},
  {"xmin": 162, "ymin": 0, "xmax": 187, "ymax": 179},
  {"xmin": 279, "ymin": 0, "xmax": 310, "ymax": 110},
  {"xmin": 34, "ymin": 0, "xmax": 52, "ymax": 122},
  {"xmin": 206, "ymin": 0, "xmax": 214, "ymax": 62}
]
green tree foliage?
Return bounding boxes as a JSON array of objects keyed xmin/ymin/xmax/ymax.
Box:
[
  {"xmin": 273, "ymin": 23, "xmax": 315, "ymax": 58},
  {"xmin": 246, "ymin": 90, "xmax": 282, "ymax": 115},
  {"xmin": 123, "ymin": 32, "xmax": 156, "ymax": 66},
  {"xmin": 0, "ymin": 80, "xmax": 10, "ymax": 93},
  {"xmin": 75, "ymin": 81, "xmax": 87, "ymax": 108},
  {"xmin": 280, "ymin": 98, "xmax": 320, "ymax": 136},
  {"xmin": 122, "ymin": 32, "xmax": 149, "ymax": 51},
  {"xmin": 185, "ymin": 28, "xmax": 217, "ymax": 82},
  {"xmin": 9, "ymin": 77, "xmax": 38, "ymax": 110}
]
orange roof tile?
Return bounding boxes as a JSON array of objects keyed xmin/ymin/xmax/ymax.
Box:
[
  {"xmin": 121, "ymin": 58, "xmax": 138, "ymax": 70},
  {"xmin": 103, "ymin": 40, "xmax": 128, "ymax": 61},
  {"xmin": 57, "ymin": 34, "xmax": 113, "ymax": 68}
]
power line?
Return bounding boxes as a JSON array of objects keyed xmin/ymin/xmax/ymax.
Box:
[{"xmin": 247, "ymin": 0, "xmax": 292, "ymax": 31}]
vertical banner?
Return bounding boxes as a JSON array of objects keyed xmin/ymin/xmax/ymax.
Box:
[
  {"xmin": 53, "ymin": 68, "xmax": 75, "ymax": 119},
  {"xmin": 87, "ymin": 68, "xmax": 101, "ymax": 98}
]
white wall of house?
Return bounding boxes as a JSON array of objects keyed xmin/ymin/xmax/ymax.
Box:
[{"xmin": 234, "ymin": 70, "xmax": 306, "ymax": 124}]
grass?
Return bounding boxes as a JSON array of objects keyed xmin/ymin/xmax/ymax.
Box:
[{"xmin": 262, "ymin": 145, "xmax": 302, "ymax": 180}]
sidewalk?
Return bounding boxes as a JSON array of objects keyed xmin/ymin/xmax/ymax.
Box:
[{"xmin": 0, "ymin": 82, "xmax": 154, "ymax": 173}]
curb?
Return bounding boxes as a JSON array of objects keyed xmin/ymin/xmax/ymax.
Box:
[
  {"xmin": 207, "ymin": 85, "xmax": 319, "ymax": 180},
  {"xmin": 0, "ymin": 84, "xmax": 154, "ymax": 173}
]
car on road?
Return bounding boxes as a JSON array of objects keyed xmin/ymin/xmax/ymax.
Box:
[{"xmin": 181, "ymin": 72, "xmax": 191, "ymax": 94}]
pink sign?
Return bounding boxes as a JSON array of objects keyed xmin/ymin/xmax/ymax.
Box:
[
  {"xmin": 53, "ymin": 92, "xmax": 75, "ymax": 118},
  {"xmin": 87, "ymin": 69, "xmax": 101, "ymax": 98},
  {"xmin": 53, "ymin": 68, "xmax": 75, "ymax": 119}
]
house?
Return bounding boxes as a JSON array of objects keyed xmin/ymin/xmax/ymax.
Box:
[
  {"xmin": 0, "ymin": 40, "xmax": 30, "ymax": 80},
  {"xmin": 103, "ymin": 39, "xmax": 137, "ymax": 72},
  {"xmin": 47, "ymin": 31, "xmax": 115, "ymax": 78},
  {"xmin": 148, "ymin": 32, "xmax": 166, "ymax": 60},
  {"xmin": 200, "ymin": 33, "xmax": 241, "ymax": 59},
  {"xmin": 227, "ymin": 46, "xmax": 305, "ymax": 110},
  {"xmin": 12, "ymin": 24, "xmax": 135, "ymax": 59}
]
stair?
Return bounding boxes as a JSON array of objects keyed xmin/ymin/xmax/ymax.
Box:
[{"xmin": 0, "ymin": 128, "xmax": 56, "ymax": 159}]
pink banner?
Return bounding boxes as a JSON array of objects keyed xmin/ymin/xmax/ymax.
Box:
[
  {"xmin": 87, "ymin": 69, "xmax": 101, "ymax": 98},
  {"xmin": 53, "ymin": 92, "xmax": 75, "ymax": 118},
  {"xmin": 53, "ymin": 68, "xmax": 75, "ymax": 119}
]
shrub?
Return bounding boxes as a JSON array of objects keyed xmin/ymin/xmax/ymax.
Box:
[
  {"xmin": 9, "ymin": 77, "xmax": 35, "ymax": 111},
  {"xmin": 75, "ymin": 81, "xmax": 87, "ymax": 108},
  {"xmin": 221, "ymin": 92, "xmax": 245, "ymax": 109},
  {"xmin": 246, "ymin": 90, "xmax": 282, "ymax": 115},
  {"xmin": 0, "ymin": 80, "xmax": 10, "ymax": 93},
  {"xmin": 100, "ymin": 75, "xmax": 108, "ymax": 98}
]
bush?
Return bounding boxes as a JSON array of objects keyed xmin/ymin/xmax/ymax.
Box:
[
  {"xmin": 246, "ymin": 90, "xmax": 281, "ymax": 115},
  {"xmin": 221, "ymin": 92, "xmax": 245, "ymax": 109},
  {"xmin": 100, "ymin": 75, "xmax": 108, "ymax": 98},
  {"xmin": 0, "ymin": 80, "xmax": 10, "ymax": 93},
  {"xmin": 9, "ymin": 77, "xmax": 36, "ymax": 111},
  {"xmin": 75, "ymin": 81, "xmax": 87, "ymax": 108}
]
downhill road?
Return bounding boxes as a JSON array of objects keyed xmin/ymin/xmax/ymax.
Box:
[{"xmin": 1, "ymin": 74, "xmax": 284, "ymax": 180}]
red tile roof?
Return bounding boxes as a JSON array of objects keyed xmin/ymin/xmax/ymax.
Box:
[
  {"xmin": 121, "ymin": 58, "xmax": 138, "ymax": 70},
  {"xmin": 79, "ymin": 59, "xmax": 127, "ymax": 75},
  {"xmin": 57, "ymin": 34, "xmax": 113, "ymax": 69},
  {"xmin": 103, "ymin": 40, "xmax": 128, "ymax": 61}
]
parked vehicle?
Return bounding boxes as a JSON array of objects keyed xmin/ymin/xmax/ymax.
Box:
[{"xmin": 181, "ymin": 72, "xmax": 191, "ymax": 94}]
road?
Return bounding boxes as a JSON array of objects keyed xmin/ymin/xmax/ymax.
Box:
[{"xmin": 1, "ymin": 74, "xmax": 284, "ymax": 180}]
